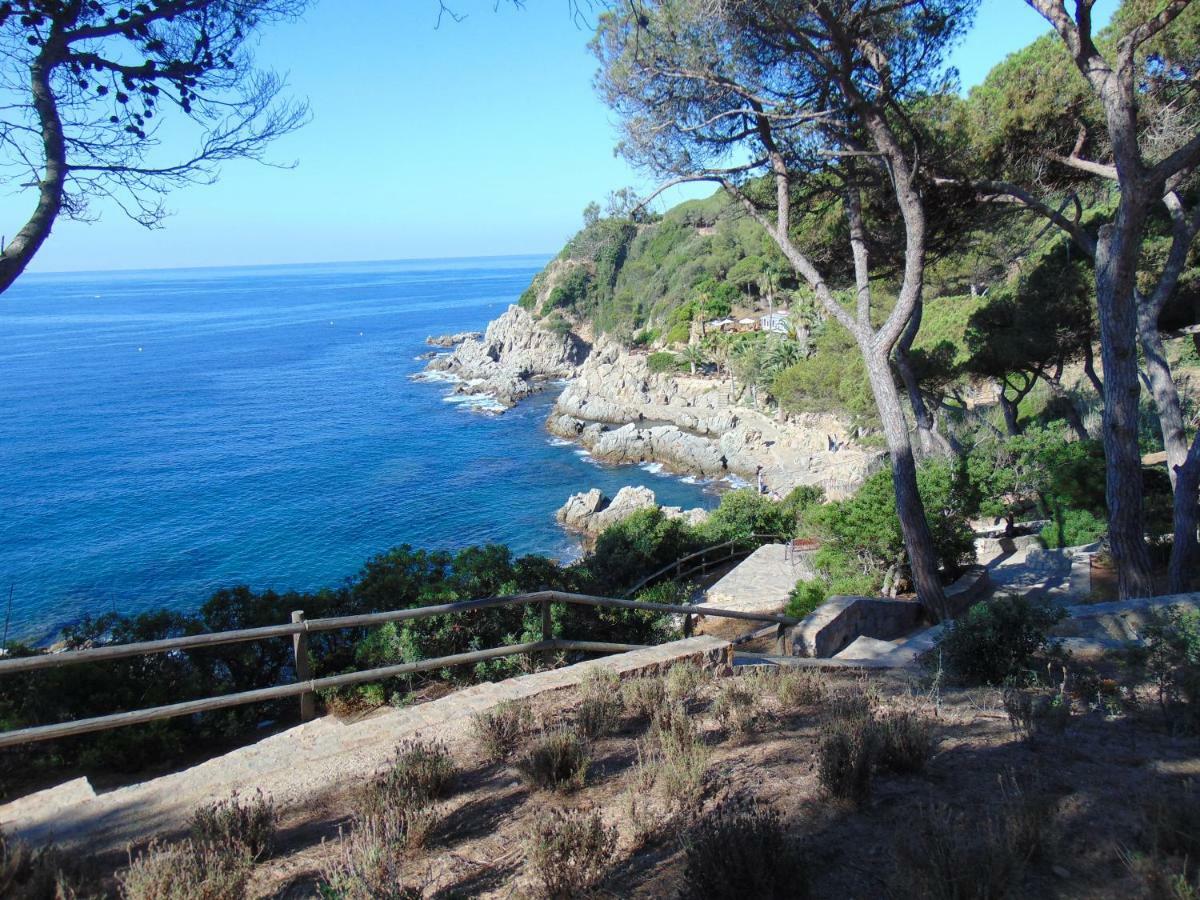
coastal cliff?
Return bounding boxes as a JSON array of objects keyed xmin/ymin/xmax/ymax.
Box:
[
  {"xmin": 418, "ymin": 305, "xmax": 587, "ymax": 408},
  {"xmin": 546, "ymin": 340, "xmax": 881, "ymax": 498}
]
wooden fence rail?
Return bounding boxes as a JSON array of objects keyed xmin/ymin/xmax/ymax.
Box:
[{"xmin": 0, "ymin": 590, "xmax": 798, "ymax": 748}]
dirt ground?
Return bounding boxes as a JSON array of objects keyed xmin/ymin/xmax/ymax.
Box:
[{"xmin": 228, "ymin": 660, "xmax": 1200, "ymax": 899}]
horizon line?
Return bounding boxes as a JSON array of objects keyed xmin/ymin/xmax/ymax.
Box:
[{"xmin": 22, "ymin": 251, "xmax": 557, "ymax": 278}]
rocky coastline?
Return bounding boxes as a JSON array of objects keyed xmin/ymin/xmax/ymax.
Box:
[
  {"xmin": 420, "ymin": 309, "xmax": 882, "ymax": 498},
  {"xmin": 414, "ymin": 305, "xmax": 587, "ymax": 410}
]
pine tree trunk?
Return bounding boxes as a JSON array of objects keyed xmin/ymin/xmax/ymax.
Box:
[
  {"xmin": 999, "ymin": 393, "xmax": 1021, "ymax": 437},
  {"xmin": 864, "ymin": 350, "xmax": 949, "ymax": 621},
  {"xmin": 1095, "ymin": 219, "xmax": 1155, "ymax": 599}
]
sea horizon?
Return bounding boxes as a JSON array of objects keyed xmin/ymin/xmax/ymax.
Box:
[{"xmin": 20, "ymin": 252, "xmax": 558, "ymax": 280}]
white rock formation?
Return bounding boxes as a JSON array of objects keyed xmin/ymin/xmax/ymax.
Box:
[
  {"xmin": 556, "ymin": 485, "xmax": 709, "ymax": 535},
  {"xmin": 548, "ymin": 340, "xmax": 882, "ymax": 497}
]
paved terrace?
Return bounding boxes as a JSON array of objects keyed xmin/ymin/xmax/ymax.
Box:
[{"xmin": 1, "ymin": 636, "xmax": 728, "ymax": 852}]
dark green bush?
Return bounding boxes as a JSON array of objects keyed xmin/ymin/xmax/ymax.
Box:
[
  {"xmin": 1040, "ymin": 507, "xmax": 1106, "ymax": 549},
  {"xmin": 646, "ymin": 351, "xmax": 680, "ymax": 374},
  {"xmin": 932, "ymin": 596, "xmax": 1067, "ymax": 685}
]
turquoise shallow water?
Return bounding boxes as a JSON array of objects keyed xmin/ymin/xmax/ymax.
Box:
[{"xmin": 0, "ymin": 257, "xmax": 718, "ymax": 643}]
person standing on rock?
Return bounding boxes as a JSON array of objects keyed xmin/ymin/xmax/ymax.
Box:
[{"xmin": 756, "ymin": 466, "xmax": 766, "ymax": 495}]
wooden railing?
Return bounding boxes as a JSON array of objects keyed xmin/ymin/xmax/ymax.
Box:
[
  {"xmin": 0, "ymin": 590, "xmax": 798, "ymax": 749},
  {"xmin": 622, "ymin": 533, "xmax": 785, "ymax": 598}
]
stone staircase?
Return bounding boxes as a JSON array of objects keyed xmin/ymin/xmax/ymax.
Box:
[{"xmin": 1, "ymin": 636, "xmax": 728, "ymax": 852}]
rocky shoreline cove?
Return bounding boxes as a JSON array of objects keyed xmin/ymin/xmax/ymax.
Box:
[{"xmin": 419, "ymin": 305, "xmax": 883, "ymax": 510}]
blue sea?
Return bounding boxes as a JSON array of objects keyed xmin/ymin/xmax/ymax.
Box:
[{"xmin": 0, "ymin": 257, "xmax": 718, "ymax": 644}]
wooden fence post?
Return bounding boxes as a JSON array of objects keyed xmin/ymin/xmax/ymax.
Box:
[
  {"xmin": 541, "ymin": 598, "xmax": 553, "ymax": 669},
  {"xmin": 292, "ymin": 610, "xmax": 315, "ymax": 722}
]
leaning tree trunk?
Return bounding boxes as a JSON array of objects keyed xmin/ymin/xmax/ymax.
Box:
[
  {"xmin": 895, "ymin": 301, "xmax": 951, "ymax": 457},
  {"xmin": 0, "ymin": 47, "xmax": 68, "ymax": 295},
  {"xmin": 864, "ymin": 349, "xmax": 950, "ymax": 621},
  {"xmin": 1095, "ymin": 217, "xmax": 1155, "ymax": 599}
]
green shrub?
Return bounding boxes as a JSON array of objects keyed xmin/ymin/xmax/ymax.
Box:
[
  {"xmin": 525, "ymin": 808, "xmax": 618, "ymax": 899},
  {"xmin": 699, "ymin": 489, "xmax": 800, "ymax": 543},
  {"xmin": 1040, "ymin": 507, "xmax": 1107, "ymax": 548},
  {"xmin": 932, "ymin": 596, "xmax": 1067, "ymax": 685},
  {"xmin": 119, "ymin": 839, "xmax": 253, "ymax": 900},
  {"xmin": 471, "ymin": 699, "xmax": 535, "ymax": 763},
  {"xmin": 646, "ymin": 351, "xmax": 680, "ymax": 374},
  {"xmin": 805, "ymin": 460, "xmax": 974, "ymax": 595},
  {"xmin": 189, "ymin": 789, "xmax": 277, "ymax": 861},
  {"xmin": 679, "ymin": 797, "xmax": 808, "ymax": 900},
  {"xmin": 1131, "ymin": 609, "xmax": 1200, "ymax": 733},
  {"xmin": 516, "ymin": 730, "xmax": 591, "ymax": 793},
  {"xmin": 784, "ymin": 571, "xmax": 880, "ymax": 619}
]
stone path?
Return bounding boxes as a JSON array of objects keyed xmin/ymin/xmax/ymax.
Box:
[
  {"xmin": 1, "ymin": 636, "xmax": 728, "ymax": 852},
  {"xmin": 700, "ymin": 543, "xmax": 814, "ymax": 617}
]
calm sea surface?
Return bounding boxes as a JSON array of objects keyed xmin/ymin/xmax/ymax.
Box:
[{"xmin": 0, "ymin": 257, "xmax": 718, "ymax": 643}]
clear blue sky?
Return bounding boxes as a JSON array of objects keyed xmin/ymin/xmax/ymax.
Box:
[{"xmin": 4, "ymin": 0, "xmax": 1114, "ymax": 273}]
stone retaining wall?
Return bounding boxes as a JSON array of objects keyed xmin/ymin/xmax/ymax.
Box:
[{"xmin": 790, "ymin": 595, "xmax": 925, "ymax": 658}]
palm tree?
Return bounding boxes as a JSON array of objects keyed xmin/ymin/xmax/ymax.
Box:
[
  {"xmin": 679, "ymin": 343, "xmax": 708, "ymax": 375},
  {"xmin": 763, "ymin": 336, "xmax": 803, "ymax": 378}
]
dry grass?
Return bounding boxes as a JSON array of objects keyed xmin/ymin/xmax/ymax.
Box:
[
  {"xmin": 119, "ymin": 839, "xmax": 253, "ymax": 900},
  {"xmin": 621, "ymin": 675, "xmax": 666, "ymax": 720},
  {"xmin": 712, "ymin": 680, "xmax": 762, "ymax": 736},
  {"xmin": 678, "ymin": 797, "xmax": 808, "ymax": 900},
  {"xmin": 30, "ymin": 661, "xmax": 1200, "ymax": 899},
  {"xmin": 525, "ymin": 807, "xmax": 618, "ymax": 899},
  {"xmin": 470, "ymin": 698, "xmax": 535, "ymax": 763},
  {"xmin": 0, "ymin": 830, "xmax": 82, "ymax": 900},
  {"xmin": 895, "ymin": 776, "xmax": 1051, "ymax": 900},
  {"xmin": 189, "ymin": 789, "xmax": 277, "ymax": 861},
  {"xmin": 665, "ymin": 661, "xmax": 709, "ymax": 705},
  {"xmin": 516, "ymin": 729, "xmax": 592, "ymax": 794},
  {"xmin": 317, "ymin": 818, "xmax": 423, "ymax": 900},
  {"xmin": 874, "ymin": 709, "xmax": 936, "ymax": 774}
]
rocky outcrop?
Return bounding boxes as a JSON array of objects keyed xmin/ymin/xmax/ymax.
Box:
[
  {"xmin": 425, "ymin": 331, "xmax": 482, "ymax": 348},
  {"xmin": 416, "ymin": 305, "xmax": 589, "ymax": 409},
  {"xmin": 548, "ymin": 340, "xmax": 882, "ymax": 497},
  {"xmin": 556, "ymin": 485, "xmax": 709, "ymax": 535}
]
